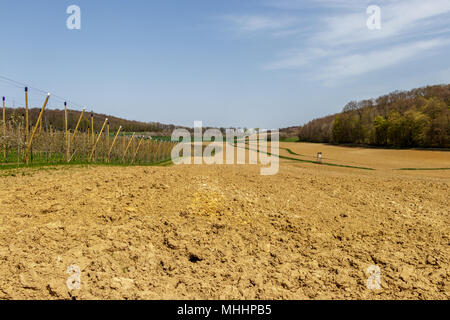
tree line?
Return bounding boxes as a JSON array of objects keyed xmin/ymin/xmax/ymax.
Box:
[
  {"xmin": 296, "ymin": 85, "xmax": 450, "ymax": 148},
  {"xmin": 3, "ymin": 107, "xmax": 181, "ymax": 134}
]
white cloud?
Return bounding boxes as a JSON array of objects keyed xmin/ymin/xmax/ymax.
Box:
[
  {"xmin": 223, "ymin": 0, "xmax": 450, "ymax": 82},
  {"xmin": 264, "ymin": 48, "xmax": 329, "ymax": 70},
  {"xmin": 314, "ymin": 0, "xmax": 450, "ymax": 46},
  {"xmin": 264, "ymin": 0, "xmax": 373, "ymax": 10},
  {"xmin": 317, "ymin": 39, "xmax": 447, "ymax": 80},
  {"xmin": 260, "ymin": 0, "xmax": 450, "ymax": 82},
  {"xmin": 223, "ymin": 15, "xmax": 298, "ymax": 32}
]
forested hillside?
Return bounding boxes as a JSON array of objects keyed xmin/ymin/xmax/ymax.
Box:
[
  {"xmin": 296, "ymin": 85, "xmax": 450, "ymax": 148},
  {"xmin": 4, "ymin": 107, "xmax": 180, "ymax": 134}
]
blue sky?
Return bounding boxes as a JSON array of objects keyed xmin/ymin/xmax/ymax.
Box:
[{"xmin": 0, "ymin": 0, "xmax": 449, "ymax": 129}]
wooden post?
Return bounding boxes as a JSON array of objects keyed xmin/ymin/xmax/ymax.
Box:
[
  {"xmin": 30, "ymin": 125, "xmax": 33, "ymax": 163},
  {"xmin": 70, "ymin": 108, "xmax": 85, "ymax": 148},
  {"xmin": 39, "ymin": 112, "xmax": 42, "ymax": 134},
  {"xmin": 64, "ymin": 102, "xmax": 69, "ymax": 161},
  {"xmin": 89, "ymin": 118, "xmax": 108, "ymax": 162},
  {"xmin": 2, "ymin": 97, "xmax": 5, "ymax": 162},
  {"xmin": 90, "ymin": 113, "xmax": 94, "ymax": 146},
  {"xmin": 106, "ymin": 120, "xmax": 110, "ymax": 154},
  {"xmin": 150, "ymin": 139, "xmax": 155, "ymax": 162},
  {"xmin": 22, "ymin": 113, "xmax": 25, "ymax": 153},
  {"xmin": 48, "ymin": 124, "xmax": 53, "ymax": 162},
  {"xmin": 107, "ymin": 126, "xmax": 121, "ymax": 162},
  {"xmin": 121, "ymin": 133, "xmax": 135, "ymax": 163},
  {"xmin": 131, "ymin": 137, "xmax": 144, "ymax": 164},
  {"xmin": 163, "ymin": 141, "xmax": 169, "ymax": 160},
  {"xmin": 23, "ymin": 94, "xmax": 50, "ymax": 163},
  {"xmin": 146, "ymin": 140, "xmax": 150, "ymax": 163},
  {"xmin": 18, "ymin": 117, "xmax": 22, "ymax": 164},
  {"xmin": 155, "ymin": 140, "xmax": 162, "ymax": 161},
  {"xmin": 25, "ymin": 87, "xmax": 29, "ymax": 143}
]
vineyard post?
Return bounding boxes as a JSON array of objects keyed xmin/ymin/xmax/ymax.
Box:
[
  {"xmin": 23, "ymin": 94, "xmax": 50, "ymax": 163},
  {"xmin": 2, "ymin": 97, "xmax": 5, "ymax": 161},
  {"xmin": 166, "ymin": 141, "xmax": 171, "ymax": 160},
  {"xmin": 48, "ymin": 124, "xmax": 53, "ymax": 162},
  {"xmin": 164, "ymin": 141, "xmax": 170, "ymax": 160},
  {"xmin": 131, "ymin": 137, "xmax": 144, "ymax": 164},
  {"xmin": 39, "ymin": 111, "xmax": 42, "ymax": 134},
  {"xmin": 25, "ymin": 87, "xmax": 29, "ymax": 143},
  {"xmin": 150, "ymin": 140, "xmax": 155, "ymax": 162},
  {"xmin": 21, "ymin": 113, "xmax": 25, "ymax": 157},
  {"xmin": 90, "ymin": 113, "xmax": 94, "ymax": 146},
  {"xmin": 164, "ymin": 141, "xmax": 169, "ymax": 160},
  {"xmin": 121, "ymin": 132, "xmax": 135, "ymax": 163},
  {"xmin": 107, "ymin": 125, "xmax": 121, "ymax": 162},
  {"xmin": 64, "ymin": 102, "xmax": 69, "ymax": 161},
  {"xmin": 70, "ymin": 108, "xmax": 85, "ymax": 148},
  {"xmin": 85, "ymin": 130, "xmax": 89, "ymax": 161},
  {"xmin": 89, "ymin": 118, "xmax": 108, "ymax": 162},
  {"xmin": 160, "ymin": 141, "xmax": 165, "ymax": 160},
  {"xmin": 150, "ymin": 140, "xmax": 154, "ymax": 163},
  {"xmin": 106, "ymin": 120, "xmax": 110, "ymax": 159},
  {"xmin": 156, "ymin": 140, "xmax": 162, "ymax": 161},
  {"xmin": 30, "ymin": 125, "xmax": 33, "ymax": 163},
  {"xmin": 17, "ymin": 116, "xmax": 23, "ymax": 163}
]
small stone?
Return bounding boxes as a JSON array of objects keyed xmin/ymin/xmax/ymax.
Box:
[
  {"xmin": 111, "ymin": 277, "xmax": 134, "ymax": 290},
  {"xmin": 426, "ymin": 255, "xmax": 438, "ymax": 266},
  {"xmin": 399, "ymin": 265, "xmax": 415, "ymax": 282}
]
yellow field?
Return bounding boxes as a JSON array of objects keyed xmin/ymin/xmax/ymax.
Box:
[
  {"xmin": 0, "ymin": 143, "xmax": 448, "ymax": 299},
  {"xmin": 279, "ymin": 142, "xmax": 450, "ymax": 173}
]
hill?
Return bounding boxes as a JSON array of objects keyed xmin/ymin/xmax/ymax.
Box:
[
  {"xmin": 283, "ymin": 85, "xmax": 450, "ymax": 148},
  {"xmin": 3, "ymin": 107, "xmax": 181, "ymax": 135}
]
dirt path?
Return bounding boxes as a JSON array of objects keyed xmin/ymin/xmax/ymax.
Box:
[{"xmin": 0, "ymin": 150, "xmax": 448, "ymax": 299}]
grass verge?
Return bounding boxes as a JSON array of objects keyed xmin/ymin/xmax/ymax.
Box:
[
  {"xmin": 235, "ymin": 143, "xmax": 375, "ymax": 171},
  {"xmin": 397, "ymin": 167, "xmax": 450, "ymax": 171},
  {"xmin": 0, "ymin": 158, "xmax": 174, "ymax": 176}
]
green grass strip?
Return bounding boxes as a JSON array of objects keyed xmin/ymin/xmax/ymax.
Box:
[
  {"xmin": 284, "ymin": 148, "xmax": 306, "ymax": 157},
  {"xmin": 0, "ymin": 157, "xmax": 174, "ymax": 172},
  {"xmin": 234, "ymin": 143, "xmax": 375, "ymax": 171},
  {"xmin": 280, "ymin": 137, "xmax": 300, "ymax": 142},
  {"xmin": 397, "ymin": 167, "xmax": 450, "ymax": 171}
]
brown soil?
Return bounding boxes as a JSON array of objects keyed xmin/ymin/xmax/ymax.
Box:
[
  {"xmin": 280, "ymin": 142, "xmax": 450, "ymax": 172},
  {"xmin": 0, "ymin": 143, "xmax": 448, "ymax": 300}
]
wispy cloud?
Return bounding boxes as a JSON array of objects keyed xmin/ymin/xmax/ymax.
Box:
[
  {"xmin": 264, "ymin": 0, "xmax": 373, "ymax": 10},
  {"xmin": 317, "ymin": 39, "xmax": 447, "ymax": 81},
  {"xmin": 252, "ymin": 0, "xmax": 450, "ymax": 82},
  {"xmin": 313, "ymin": 0, "xmax": 450, "ymax": 46},
  {"xmin": 222, "ymin": 14, "xmax": 298, "ymax": 33},
  {"xmin": 221, "ymin": 0, "xmax": 450, "ymax": 83},
  {"xmin": 264, "ymin": 48, "xmax": 329, "ymax": 70}
]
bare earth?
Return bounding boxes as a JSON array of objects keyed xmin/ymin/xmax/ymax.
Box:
[{"xmin": 0, "ymin": 143, "xmax": 448, "ymax": 300}]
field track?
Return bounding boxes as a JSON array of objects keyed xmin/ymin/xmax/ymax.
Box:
[{"xmin": 0, "ymin": 143, "xmax": 448, "ymax": 299}]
